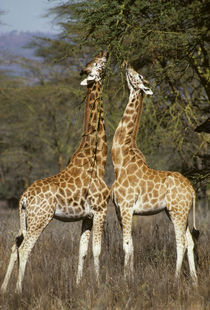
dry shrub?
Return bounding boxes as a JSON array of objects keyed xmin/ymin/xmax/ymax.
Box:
[{"xmin": 0, "ymin": 202, "xmax": 209, "ymax": 310}]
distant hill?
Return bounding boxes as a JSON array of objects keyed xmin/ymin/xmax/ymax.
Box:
[
  {"xmin": 0, "ymin": 31, "xmax": 55, "ymax": 78},
  {"xmin": 0, "ymin": 30, "xmax": 54, "ymax": 59}
]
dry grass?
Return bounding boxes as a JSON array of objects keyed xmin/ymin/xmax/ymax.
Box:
[{"xmin": 0, "ymin": 202, "xmax": 209, "ymax": 310}]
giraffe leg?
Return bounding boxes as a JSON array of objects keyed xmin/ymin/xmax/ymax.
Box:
[
  {"xmin": 15, "ymin": 230, "xmax": 42, "ymax": 294},
  {"xmin": 15, "ymin": 208, "xmax": 53, "ymax": 294},
  {"xmin": 186, "ymin": 226, "xmax": 198, "ymax": 285},
  {"xmin": 1, "ymin": 244, "xmax": 18, "ymax": 293},
  {"xmin": 121, "ymin": 209, "xmax": 134, "ymax": 280},
  {"xmin": 1, "ymin": 209, "xmax": 27, "ymax": 293},
  {"xmin": 170, "ymin": 214, "xmax": 187, "ymax": 281},
  {"xmin": 76, "ymin": 218, "xmax": 93, "ymax": 285},
  {"xmin": 92, "ymin": 212, "xmax": 106, "ymax": 284}
]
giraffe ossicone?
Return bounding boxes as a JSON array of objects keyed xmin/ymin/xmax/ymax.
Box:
[
  {"xmin": 111, "ymin": 64, "xmax": 198, "ymax": 285},
  {"xmin": 1, "ymin": 51, "xmax": 110, "ymax": 294}
]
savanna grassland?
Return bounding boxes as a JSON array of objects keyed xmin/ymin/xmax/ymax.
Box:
[{"xmin": 0, "ymin": 201, "xmax": 209, "ymax": 310}]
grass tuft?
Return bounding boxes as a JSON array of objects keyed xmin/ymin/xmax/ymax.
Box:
[{"xmin": 0, "ymin": 203, "xmax": 209, "ymax": 309}]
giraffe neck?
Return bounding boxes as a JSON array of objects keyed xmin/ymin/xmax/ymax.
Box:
[
  {"xmin": 112, "ymin": 90, "xmax": 144, "ymax": 169},
  {"xmin": 131, "ymin": 93, "xmax": 143, "ymax": 149},
  {"xmin": 71, "ymin": 82, "xmax": 107, "ymax": 178}
]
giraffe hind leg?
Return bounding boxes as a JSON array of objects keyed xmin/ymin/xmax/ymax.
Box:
[
  {"xmin": 169, "ymin": 208, "xmax": 198, "ymax": 285},
  {"xmin": 1, "ymin": 231, "xmax": 28, "ymax": 293},
  {"xmin": 186, "ymin": 226, "xmax": 198, "ymax": 285},
  {"xmin": 15, "ymin": 231, "xmax": 41, "ymax": 294},
  {"xmin": 1, "ymin": 243, "xmax": 18, "ymax": 293},
  {"xmin": 169, "ymin": 211, "xmax": 187, "ymax": 281},
  {"xmin": 1, "ymin": 212, "xmax": 26, "ymax": 293},
  {"xmin": 15, "ymin": 205, "xmax": 54, "ymax": 293}
]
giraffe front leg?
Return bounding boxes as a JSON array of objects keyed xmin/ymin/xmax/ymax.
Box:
[
  {"xmin": 76, "ymin": 218, "xmax": 93, "ymax": 285},
  {"xmin": 121, "ymin": 209, "xmax": 134, "ymax": 280},
  {"xmin": 92, "ymin": 211, "xmax": 106, "ymax": 284}
]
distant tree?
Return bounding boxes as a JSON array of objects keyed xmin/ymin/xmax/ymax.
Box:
[
  {"xmin": 0, "ymin": 79, "xmax": 85, "ymax": 200},
  {"xmin": 0, "ymin": 28, "xmax": 88, "ymax": 201}
]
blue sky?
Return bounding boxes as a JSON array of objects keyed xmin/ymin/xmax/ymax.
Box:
[{"xmin": 0, "ymin": 0, "xmax": 60, "ymax": 33}]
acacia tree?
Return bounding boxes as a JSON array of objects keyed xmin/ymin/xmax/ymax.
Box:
[
  {"xmin": 43, "ymin": 0, "xmax": 209, "ymax": 181},
  {"xmin": 46, "ymin": 0, "xmax": 209, "ymax": 87}
]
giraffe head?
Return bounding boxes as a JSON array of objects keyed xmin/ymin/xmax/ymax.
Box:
[
  {"xmin": 80, "ymin": 51, "xmax": 108, "ymax": 86},
  {"xmin": 126, "ymin": 65, "xmax": 153, "ymax": 95}
]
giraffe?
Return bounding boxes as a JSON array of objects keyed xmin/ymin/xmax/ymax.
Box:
[
  {"xmin": 111, "ymin": 64, "xmax": 198, "ymax": 285},
  {"xmin": 1, "ymin": 51, "xmax": 110, "ymax": 294}
]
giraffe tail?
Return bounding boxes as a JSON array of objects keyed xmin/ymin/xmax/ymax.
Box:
[
  {"xmin": 191, "ymin": 191, "xmax": 199, "ymax": 241},
  {"xmin": 16, "ymin": 198, "xmax": 27, "ymax": 247}
]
